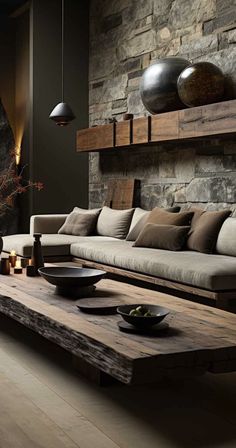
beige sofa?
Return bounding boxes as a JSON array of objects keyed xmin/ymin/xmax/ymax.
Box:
[{"xmin": 3, "ymin": 212, "xmax": 236, "ymax": 310}]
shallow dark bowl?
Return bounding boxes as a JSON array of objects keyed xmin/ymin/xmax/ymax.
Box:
[
  {"xmin": 38, "ymin": 267, "xmax": 106, "ymax": 288},
  {"xmin": 117, "ymin": 304, "xmax": 169, "ymax": 329}
]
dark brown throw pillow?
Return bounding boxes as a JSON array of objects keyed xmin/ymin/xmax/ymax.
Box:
[
  {"xmin": 147, "ymin": 208, "xmax": 194, "ymax": 226},
  {"xmin": 133, "ymin": 224, "xmax": 190, "ymax": 251},
  {"xmin": 187, "ymin": 208, "xmax": 231, "ymax": 253},
  {"xmin": 58, "ymin": 212, "xmax": 98, "ymax": 236}
]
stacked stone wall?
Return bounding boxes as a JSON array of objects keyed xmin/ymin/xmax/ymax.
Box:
[{"xmin": 89, "ymin": 0, "xmax": 236, "ymax": 211}]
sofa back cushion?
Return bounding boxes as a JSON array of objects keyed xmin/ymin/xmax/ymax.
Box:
[
  {"xmin": 126, "ymin": 206, "xmax": 180, "ymax": 241},
  {"xmin": 126, "ymin": 208, "xmax": 150, "ymax": 241},
  {"xmin": 216, "ymin": 217, "xmax": 236, "ymax": 256},
  {"xmin": 147, "ymin": 208, "xmax": 193, "ymax": 226},
  {"xmin": 96, "ymin": 206, "xmax": 134, "ymax": 239},
  {"xmin": 187, "ymin": 208, "xmax": 231, "ymax": 254},
  {"xmin": 133, "ymin": 224, "xmax": 190, "ymax": 251},
  {"xmin": 58, "ymin": 212, "xmax": 98, "ymax": 236}
]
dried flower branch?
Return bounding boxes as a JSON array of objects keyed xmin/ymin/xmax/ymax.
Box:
[{"xmin": 0, "ymin": 150, "xmax": 43, "ymax": 216}]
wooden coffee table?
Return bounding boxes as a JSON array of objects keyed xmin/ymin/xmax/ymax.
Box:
[{"xmin": 0, "ymin": 263, "xmax": 236, "ymax": 385}]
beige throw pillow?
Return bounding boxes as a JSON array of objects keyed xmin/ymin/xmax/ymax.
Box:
[
  {"xmin": 73, "ymin": 206, "xmax": 101, "ymax": 216},
  {"xmin": 58, "ymin": 212, "xmax": 98, "ymax": 236},
  {"xmin": 96, "ymin": 206, "xmax": 134, "ymax": 239},
  {"xmin": 216, "ymin": 217, "xmax": 236, "ymax": 256}
]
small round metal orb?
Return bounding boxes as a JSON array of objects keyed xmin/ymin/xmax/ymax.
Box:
[
  {"xmin": 140, "ymin": 57, "xmax": 190, "ymax": 114},
  {"xmin": 49, "ymin": 102, "xmax": 75, "ymax": 126},
  {"xmin": 177, "ymin": 62, "xmax": 225, "ymax": 107}
]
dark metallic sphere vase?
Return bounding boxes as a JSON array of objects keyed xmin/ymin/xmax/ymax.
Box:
[
  {"xmin": 140, "ymin": 57, "xmax": 190, "ymax": 114},
  {"xmin": 177, "ymin": 62, "xmax": 225, "ymax": 107}
]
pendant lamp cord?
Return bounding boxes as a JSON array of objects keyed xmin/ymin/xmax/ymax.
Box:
[{"xmin": 61, "ymin": 0, "xmax": 64, "ymax": 102}]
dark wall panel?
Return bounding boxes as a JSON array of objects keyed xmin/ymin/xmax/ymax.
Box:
[{"xmin": 30, "ymin": 0, "xmax": 89, "ymax": 216}]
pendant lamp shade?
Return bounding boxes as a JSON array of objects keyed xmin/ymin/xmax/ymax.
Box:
[
  {"xmin": 49, "ymin": 0, "xmax": 75, "ymax": 126},
  {"xmin": 49, "ymin": 102, "xmax": 75, "ymax": 126}
]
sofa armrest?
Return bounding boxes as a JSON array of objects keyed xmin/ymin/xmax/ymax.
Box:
[{"xmin": 30, "ymin": 214, "xmax": 68, "ymax": 235}]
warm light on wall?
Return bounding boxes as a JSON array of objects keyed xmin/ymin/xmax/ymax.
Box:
[
  {"xmin": 15, "ymin": 145, "xmax": 21, "ymax": 166},
  {"xmin": 14, "ymin": 126, "xmax": 24, "ymax": 165}
]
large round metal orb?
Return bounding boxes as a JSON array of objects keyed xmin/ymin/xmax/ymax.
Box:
[
  {"xmin": 140, "ymin": 57, "xmax": 190, "ymax": 114},
  {"xmin": 177, "ymin": 62, "xmax": 225, "ymax": 107}
]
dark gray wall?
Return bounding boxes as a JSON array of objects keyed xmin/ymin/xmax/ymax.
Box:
[
  {"xmin": 15, "ymin": 9, "xmax": 31, "ymax": 233},
  {"xmin": 0, "ymin": 17, "xmax": 15, "ymax": 132},
  {"xmin": 30, "ymin": 0, "xmax": 89, "ymax": 217}
]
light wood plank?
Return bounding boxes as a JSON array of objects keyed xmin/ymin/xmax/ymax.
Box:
[{"xmin": 0, "ymin": 349, "xmax": 119, "ymax": 448}]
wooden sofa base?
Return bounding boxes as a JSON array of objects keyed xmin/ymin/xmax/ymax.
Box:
[{"xmin": 73, "ymin": 257, "xmax": 236, "ymax": 312}]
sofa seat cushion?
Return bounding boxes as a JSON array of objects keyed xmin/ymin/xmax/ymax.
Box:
[
  {"xmin": 70, "ymin": 240, "xmax": 236, "ymax": 291},
  {"xmin": 3, "ymin": 234, "xmax": 118, "ymax": 258}
]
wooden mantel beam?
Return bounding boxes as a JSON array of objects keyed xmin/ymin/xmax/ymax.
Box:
[{"xmin": 76, "ymin": 99, "xmax": 236, "ymax": 152}]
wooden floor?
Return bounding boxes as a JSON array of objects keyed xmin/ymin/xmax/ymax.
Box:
[{"xmin": 0, "ymin": 315, "xmax": 236, "ymax": 447}]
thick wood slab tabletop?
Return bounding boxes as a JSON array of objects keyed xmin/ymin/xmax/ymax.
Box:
[{"xmin": 0, "ymin": 263, "xmax": 236, "ymax": 384}]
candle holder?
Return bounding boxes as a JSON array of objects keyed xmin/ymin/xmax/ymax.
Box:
[
  {"xmin": 0, "ymin": 258, "xmax": 10, "ymax": 275},
  {"xmin": 21, "ymin": 258, "xmax": 30, "ymax": 268},
  {"xmin": 14, "ymin": 260, "xmax": 23, "ymax": 274},
  {"xmin": 26, "ymin": 265, "xmax": 36, "ymax": 277},
  {"xmin": 9, "ymin": 251, "xmax": 17, "ymax": 268}
]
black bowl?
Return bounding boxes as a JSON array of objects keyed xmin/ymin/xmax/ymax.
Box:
[
  {"xmin": 38, "ymin": 266, "xmax": 106, "ymax": 288},
  {"xmin": 117, "ymin": 304, "xmax": 169, "ymax": 329}
]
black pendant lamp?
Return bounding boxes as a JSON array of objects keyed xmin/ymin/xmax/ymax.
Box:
[{"xmin": 49, "ymin": 0, "xmax": 75, "ymax": 126}]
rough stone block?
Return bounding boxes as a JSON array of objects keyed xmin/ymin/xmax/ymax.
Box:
[
  {"xmin": 223, "ymin": 155, "xmax": 236, "ymax": 170},
  {"xmin": 219, "ymin": 28, "xmax": 236, "ymax": 49},
  {"xmin": 203, "ymin": 10, "xmax": 236, "ymax": 34},
  {"xmin": 89, "ymin": 49, "xmax": 117, "ymax": 81},
  {"xmin": 117, "ymin": 57, "xmax": 142, "ymax": 75},
  {"xmin": 153, "ymin": 0, "xmax": 173, "ymax": 27},
  {"xmin": 226, "ymin": 177, "xmax": 236, "ymax": 202},
  {"xmin": 90, "ymin": 74, "xmax": 128, "ymax": 105},
  {"xmin": 175, "ymin": 149, "xmax": 196, "ymax": 182},
  {"xmin": 195, "ymin": 155, "xmax": 224, "ymax": 174},
  {"xmin": 118, "ymin": 30, "xmax": 156, "ymax": 60},
  {"xmin": 128, "ymin": 0, "xmax": 153, "ymax": 21},
  {"xmin": 140, "ymin": 184, "xmax": 162, "ymax": 209},
  {"xmin": 186, "ymin": 178, "xmax": 227, "ymax": 202},
  {"xmin": 127, "ymin": 90, "xmax": 147, "ymax": 115},
  {"xmin": 127, "ymin": 77, "xmax": 141, "ymax": 92},
  {"xmin": 112, "ymin": 99, "xmax": 127, "ymax": 109},
  {"xmin": 142, "ymin": 52, "xmax": 151, "ymax": 68},
  {"xmin": 159, "ymin": 152, "xmax": 176, "ymax": 178},
  {"xmin": 179, "ymin": 34, "xmax": 218, "ymax": 58},
  {"xmin": 174, "ymin": 186, "xmax": 187, "ymax": 203},
  {"xmin": 168, "ymin": 0, "xmax": 216, "ymax": 30},
  {"xmin": 128, "ymin": 69, "xmax": 143, "ymax": 79},
  {"xmin": 89, "ymin": 153, "xmax": 101, "ymax": 183}
]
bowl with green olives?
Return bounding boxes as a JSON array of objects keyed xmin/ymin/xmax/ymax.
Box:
[{"xmin": 117, "ymin": 304, "xmax": 169, "ymax": 329}]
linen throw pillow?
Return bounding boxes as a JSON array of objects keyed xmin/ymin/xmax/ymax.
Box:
[
  {"xmin": 58, "ymin": 212, "xmax": 98, "ymax": 236},
  {"xmin": 126, "ymin": 206, "xmax": 181, "ymax": 241},
  {"xmin": 133, "ymin": 224, "xmax": 190, "ymax": 251},
  {"xmin": 73, "ymin": 206, "xmax": 101, "ymax": 216},
  {"xmin": 96, "ymin": 206, "xmax": 134, "ymax": 239},
  {"xmin": 216, "ymin": 218, "xmax": 236, "ymax": 256},
  {"xmin": 147, "ymin": 208, "xmax": 193, "ymax": 226},
  {"xmin": 187, "ymin": 208, "xmax": 231, "ymax": 254}
]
